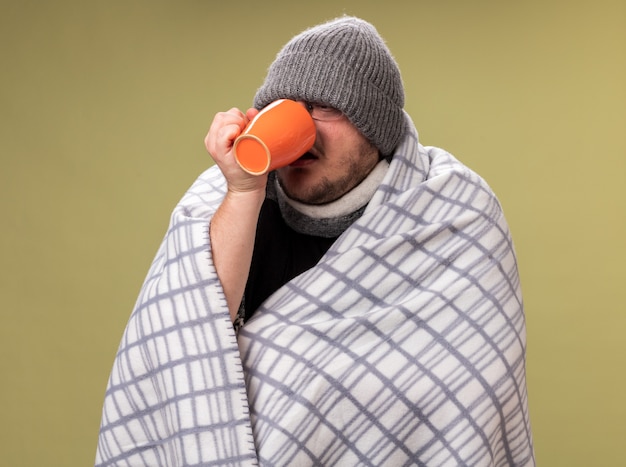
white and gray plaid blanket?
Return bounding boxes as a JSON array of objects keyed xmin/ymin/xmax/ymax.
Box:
[{"xmin": 96, "ymin": 116, "xmax": 534, "ymax": 466}]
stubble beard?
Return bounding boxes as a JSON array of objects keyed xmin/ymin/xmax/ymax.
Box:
[{"xmin": 278, "ymin": 142, "xmax": 379, "ymax": 205}]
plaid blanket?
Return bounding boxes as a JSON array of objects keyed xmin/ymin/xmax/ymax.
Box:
[{"xmin": 96, "ymin": 115, "xmax": 534, "ymax": 466}]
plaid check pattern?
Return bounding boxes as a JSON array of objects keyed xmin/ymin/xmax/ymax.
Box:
[{"xmin": 96, "ymin": 114, "xmax": 534, "ymax": 466}]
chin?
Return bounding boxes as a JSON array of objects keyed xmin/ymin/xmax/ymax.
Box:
[{"xmin": 277, "ymin": 170, "xmax": 335, "ymax": 204}]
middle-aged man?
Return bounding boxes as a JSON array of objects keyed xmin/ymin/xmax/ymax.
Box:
[{"xmin": 96, "ymin": 16, "xmax": 534, "ymax": 466}]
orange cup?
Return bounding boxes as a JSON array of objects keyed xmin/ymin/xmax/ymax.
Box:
[{"xmin": 234, "ymin": 99, "xmax": 316, "ymax": 175}]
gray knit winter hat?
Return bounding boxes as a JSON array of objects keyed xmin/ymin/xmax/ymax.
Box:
[{"xmin": 254, "ymin": 16, "xmax": 406, "ymax": 156}]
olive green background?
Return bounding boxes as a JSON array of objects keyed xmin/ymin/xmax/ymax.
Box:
[{"xmin": 1, "ymin": 1, "xmax": 624, "ymax": 465}]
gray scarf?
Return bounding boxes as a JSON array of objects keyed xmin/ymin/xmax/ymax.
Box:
[{"xmin": 268, "ymin": 160, "xmax": 390, "ymax": 238}]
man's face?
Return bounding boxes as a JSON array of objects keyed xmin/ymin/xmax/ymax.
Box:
[{"xmin": 276, "ymin": 107, "xmax": 380, "ymax": 205}]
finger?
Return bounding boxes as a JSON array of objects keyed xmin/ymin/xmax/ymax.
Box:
[
  {"xmin": 246, "ymin": 107, "xmax": 260, "ymax": 121},
  {"xmin": 217, "ymin": 123, "xmax": 243, "ymax": 148},
  {"xmin": 205, "ymin": 109, "xmax": 247, "ymax": 153}
]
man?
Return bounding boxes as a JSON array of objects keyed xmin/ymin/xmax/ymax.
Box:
[{"xmin": 96, "ymin": 16, "xmax": 534, "ymax": 466}]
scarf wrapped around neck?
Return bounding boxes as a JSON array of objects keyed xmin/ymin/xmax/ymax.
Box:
[
  {"xmin": 95, "ymin": 113, "xmax": 534, "ymax": 466},
  {"xmin": 269, "ymin": 158, "xmax": 389, "ymax": 238}
]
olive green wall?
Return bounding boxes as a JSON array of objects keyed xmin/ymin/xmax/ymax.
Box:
[{"xmin": 2, "ymin": 1, "xmax": 624, "ymax": 465}]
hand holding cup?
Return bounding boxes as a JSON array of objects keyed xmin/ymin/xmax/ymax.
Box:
[{"xmin": 233, "ymin": 99, "xmax": 316, "ymax": 175}]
